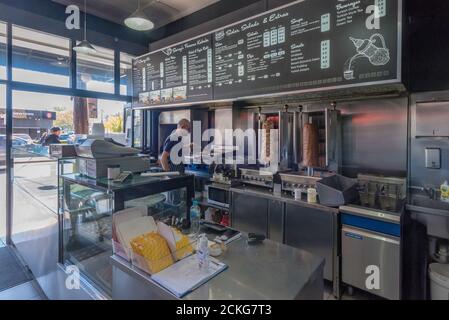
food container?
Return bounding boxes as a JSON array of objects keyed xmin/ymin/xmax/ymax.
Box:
[
  {"xmin": 316, "ymin": 174, "xmax": 359, "ymax": 207},
  {"xmin": 130, "ymin": 236, "xmax": 198, "ymax": 276},
  {"xmin": 307, "ymin": 188, "xmax": 318, "ymax": 203}
]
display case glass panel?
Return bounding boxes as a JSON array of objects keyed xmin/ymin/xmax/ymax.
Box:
[
  {"xmin": 63, "ymin": 182, "xmax": 114, "ymax": 293},
  {"xmin": 61, "ymin": 174, "xmax": 192, "ymax": 295}
]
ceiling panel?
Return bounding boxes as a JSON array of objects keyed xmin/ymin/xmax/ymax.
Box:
[{"xmin": 52, "ymin": 0, "xmax": 219, "ymax": 29}]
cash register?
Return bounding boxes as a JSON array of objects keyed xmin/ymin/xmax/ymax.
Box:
[{"xmin": 76, "ymin": 139, "xmax": 151, "ymax": 179}]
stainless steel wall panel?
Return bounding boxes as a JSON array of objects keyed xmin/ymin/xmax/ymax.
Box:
[
  {"xmin": 338, "ymin": 98, "xmax": 408, "ymax": 176},
  {"xmin": 300, "ymin": 98, "xmax": 408, "ymax": 177},
  {"xmin": 410, "ymin": 92, "xmax": 449, "ymax": 190},
  {"xmin": 409, "ymin": 91, "xmax": 449, "ymax": 240}
]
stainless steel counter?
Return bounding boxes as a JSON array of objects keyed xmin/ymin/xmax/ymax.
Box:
[
  {"xmin": 229, "ymin": 184, "xmax": 340, "ymax": 298},
  {"xmin": 407, "ymin": 203, "xmax": 449, "ymax": 239},
  {"xmin": 230, "ymin": 185, "xmax": 339, "ymax": 214},
  {"xmin": 110, "ymin": 233, "xmax": 324, "ymax": 300}
]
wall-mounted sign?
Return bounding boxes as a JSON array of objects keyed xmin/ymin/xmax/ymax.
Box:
[
  {"xmin": 0, "ymin": 109, "xmax": 57, "ymax": 121},
  {"xmin": 134, "ymin": 35, "xmax": 213, "ymax": 106},
  {"xmin": 133, "ymin": 0, "xmax": 402, "ymax": 107}
]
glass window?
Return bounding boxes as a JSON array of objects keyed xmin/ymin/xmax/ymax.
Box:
[
  {"xmin": 12, "ymin": 25, "xmax": 71, "ymax": 87},
  {"xmin": 77, "ymin": 45, "xmax": 115, "ymax": 94},
  {"xmin": 120, "ymin": 53, "xmax": 134, "ymax": 96},
  {"xmin": 0, "ymin": 22, "xmax": 6, "ymax": 80},
  {"xmin": 12, "ymin": 91, "xmax": 73, "ymax": 149},
  {"xmin": 0, "ymin": 84, "xmax": 6, "ymax": 241},
  {"xmin": 10, "ymin": 91, "xmax": 73, "ymax": 256},
  {"xmin": 124, "ymin": 107, "xmax": 132, "ymax": 147},
  {"xmin": 9, "ymin": 91, "xmax": 126, "ymax": 257},
  {"xmin": 133, "ymin": 110, "xmax": 142, "ymax": 148},
  {"xmin": 89, "ymin": 98, "xmax": 126, "ymax": 145}
]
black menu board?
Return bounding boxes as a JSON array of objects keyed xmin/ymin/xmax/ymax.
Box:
[
  {"xmin": 134, "ymin": 35, "xmax": 213, "ymax": 106},
  {"xmin": 133, "ymin": 0, "xmax": 401, "ymax": 106},
  {"xmin": 132, "ymin": 56, "xmax": 150, "ymax": 97},
  {"xmin": 213, "ymin": 0, "xmax": 401, "ymax": 99}
]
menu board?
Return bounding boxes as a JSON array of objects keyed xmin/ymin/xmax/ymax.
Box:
[
  {"xmin": 134, "ymin": 35, "xmax": 213, "ymax": 106},
  {"xmin": 213, "ymin": 0, "xmax": 400, "ymax": 99},
  {"xmin": 133, "ymin": 0, "xmax": 401, "ymax": 106}
]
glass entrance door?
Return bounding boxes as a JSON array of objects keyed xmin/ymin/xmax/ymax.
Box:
[{"xmin": 0, "ymin": 84, "xmax": 6, "ymax": 245}]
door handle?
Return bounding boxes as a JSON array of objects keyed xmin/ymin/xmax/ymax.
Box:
[{"xmin": 342, "ymin": 226, "xmax": 400, "ymax": 245}]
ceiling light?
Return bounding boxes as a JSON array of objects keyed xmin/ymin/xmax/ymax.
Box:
[
  {"xmin": 74, "ymin": 0, "xmax": 96, "ymax": 54},
  {"xmin": 73, "ymin": 40, "xmax": 96, "ymax": 55},
  {"xmin": 125, "ymin": 0, "xmax": 154, "ymax": 31}
]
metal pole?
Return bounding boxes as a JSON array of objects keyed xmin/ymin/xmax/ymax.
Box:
[
  {"xmin": 70, "ymin": 39, "xmax": 77, "ymax": 90},
  {"xmin": 5, "ymin": 22, "xmax": 13, "ymax": 245},
  {"xmin": 114, "ymin": 49, "xmax": 120, "ymax": 96}
]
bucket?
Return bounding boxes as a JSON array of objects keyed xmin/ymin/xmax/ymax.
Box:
[{"xmin": 429, "ymin": 263, "xmax": 449, "ymax": 300}]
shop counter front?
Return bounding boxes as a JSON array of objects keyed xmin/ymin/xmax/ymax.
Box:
[{"xmin": 110, "ymin": 231, "xmax": 324, "ymax": 300}]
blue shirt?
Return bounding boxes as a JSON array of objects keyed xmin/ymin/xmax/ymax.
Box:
[{"xmin": 163, "ymin": 133, "xmax": 185, "ymax": 173}]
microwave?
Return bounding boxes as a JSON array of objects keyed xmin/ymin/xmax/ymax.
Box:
[{"xmin": 206, "ymin": 184, "xmax": 231, "ymax": 208}]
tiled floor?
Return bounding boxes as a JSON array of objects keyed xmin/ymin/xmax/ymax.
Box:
[
  {"xmin": 0, "ymin": 281, "xmax": 45, "ymax": 300},
  {"xmin": 323, "ymin": 284, "xmax": 333, "ymax": 300}
]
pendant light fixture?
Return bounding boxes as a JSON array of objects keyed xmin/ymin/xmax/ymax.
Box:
[
  {"xmin": 125, "ymin": 0, "xmax": 154, "ymax": 31},
  {"xmin": 73, "ymin": 0, "xmax": 96, "ymax": 54}
]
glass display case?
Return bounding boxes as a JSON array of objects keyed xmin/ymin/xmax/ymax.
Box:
[
  {"xmin": 56, "ymin": 158, "xmax": 77, "ymax": 262},
  {"xmin": 60, "ymin": 173, "xmax": 195, "ymax": 295}
]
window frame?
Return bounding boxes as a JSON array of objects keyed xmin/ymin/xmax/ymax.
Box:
[
  {"xmin": 1, "ymin": 20, "xmax": 137, "ymax": 246},
  {"xmin": 11, "ymin": 25, "xmax": 71, "ymax": 88}
]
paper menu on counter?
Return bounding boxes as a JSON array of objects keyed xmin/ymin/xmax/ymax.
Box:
[{"xmin": 151, "ymin": 254, "xmax": 227, "ymax": 298}]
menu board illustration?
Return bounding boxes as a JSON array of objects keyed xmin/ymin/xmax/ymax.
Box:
[
  {"xmin": 133, "ymin": 0, "xmax": 401, "ymax": 106},
  {"xmin": 213, "ymin": 0, "xmax": 400, "ymax": 99},
  {"xmin": 343, "ymin": 34, "xmax": 391, "ymax": 80},
  {"xmin": 134, "ymin": 35, "xmax": 213, "ymax": 106}
]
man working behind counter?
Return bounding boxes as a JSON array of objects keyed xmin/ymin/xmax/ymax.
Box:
[{"xmin": 160, "ymin": 119, "xmax": 191, "ymax": 174}]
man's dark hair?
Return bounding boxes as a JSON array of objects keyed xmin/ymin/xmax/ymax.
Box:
[{"xmin": 50, "ymin": 127, "xmax": 61, "ymax": 133}]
